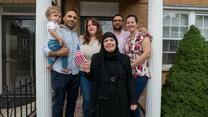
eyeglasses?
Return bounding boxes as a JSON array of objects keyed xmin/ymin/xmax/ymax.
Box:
[{"xmin": 113, "ymin": 20, "xmax": 123, "ymax": 22}]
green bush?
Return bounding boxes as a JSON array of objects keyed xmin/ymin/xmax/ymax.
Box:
[{"xmin": 161, "ymin": 25, "xmax": 208, "ymax": 117}]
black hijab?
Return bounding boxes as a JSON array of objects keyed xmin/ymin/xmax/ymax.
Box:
[
  {"xmin": 100, "ymin": 32, "xmax": 120, "ymax": 60},
  {"xmin": 90, "ymin": 32, "xmax": 127, "ymax": 116},
  {"xmin": 96, "ymin": 32, "xmax": 122, "ymax": 99}
]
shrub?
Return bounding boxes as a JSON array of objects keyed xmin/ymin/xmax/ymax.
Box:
[{"xmin": 161, "ymin": 25, "xmax": 208, "ymax": 117}]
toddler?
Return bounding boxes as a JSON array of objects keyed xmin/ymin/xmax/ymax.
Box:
[{"xmin": 45, "ymin": 6, "xmax": 69, "ymax": 73}]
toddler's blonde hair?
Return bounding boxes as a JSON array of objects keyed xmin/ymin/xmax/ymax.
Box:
[{"xmin": 45, "ymin": 6, "xmax": 60, "ymax": 19}]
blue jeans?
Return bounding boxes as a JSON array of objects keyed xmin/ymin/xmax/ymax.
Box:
[
  {"xmin": 51, "ymin": 70, "xmax": 80, "ymax": 117},
  {"xmin": 48, "ymin": 39, "xmax": 68, "ymax": 68},
  {"xmin": 80, "ymin": 71, "xmax": 92, "ymax": 117},
  {"xmin": 132, "ymin": 76, "xmax": 148, "ymax": 117}
]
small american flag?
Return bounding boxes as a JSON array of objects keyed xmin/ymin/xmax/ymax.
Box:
[{"xmin": 75, "ymin": 44, "xmax": 86, "ymax": 67}]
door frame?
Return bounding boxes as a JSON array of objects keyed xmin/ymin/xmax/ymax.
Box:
[
  {"xmin": 0, "ymin": 13, "xmax": 2, "ymax": 94},
  {"xmin": 0, "ymin": 13, "xmax": 35, "ymax": 94}
]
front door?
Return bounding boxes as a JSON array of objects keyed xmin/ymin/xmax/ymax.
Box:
[{"xmin": 2, "ymin": 16, "xmax": 35, "ymax": 87}]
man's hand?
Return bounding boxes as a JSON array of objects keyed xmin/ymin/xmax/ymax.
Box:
[{"xmin": 49, "ymin": 47, "xmax": 70, "ymax": 57}]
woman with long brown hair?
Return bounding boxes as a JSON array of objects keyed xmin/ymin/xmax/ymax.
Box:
[{"xmin": 79, "ymin": 17, "xmax": 102, "ymax": 117}]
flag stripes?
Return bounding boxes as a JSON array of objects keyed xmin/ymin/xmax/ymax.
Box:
[{"xmin": 75, "ymin": 44, "xmax": 86, "ymax": 67}]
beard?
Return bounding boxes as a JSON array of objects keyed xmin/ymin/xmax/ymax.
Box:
[{"xmin": 113, "ymin": 26, "xmax": 122, "ymax": 31}]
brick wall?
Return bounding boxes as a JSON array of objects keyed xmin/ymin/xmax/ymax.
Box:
[
  {"xmin": 120, "ymin": 0, "xmax": 148, "ymax": 28},
  {"xmin": 164, "ymin": 0, "xmax": 208, "ymax": 6},
  {"xmin": 0, "ymin": 0, "xmax": 35, "ymax": 4}
]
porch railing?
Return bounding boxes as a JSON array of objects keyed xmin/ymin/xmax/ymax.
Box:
[{"xmin": 0, "ymin": 77, "xmax": 36, "ymax": 117}]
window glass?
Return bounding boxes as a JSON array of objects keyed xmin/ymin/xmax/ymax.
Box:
[
  {"xmin": 180, "ymin": 27, "xmax": 188, "ymax": 38},
  {"xmin": 204, "ymin": 16, "xmax": 208, "ymax": 27},
  {"xmin": 171, "ymin": 13, "xmax": 179, "ymax": 25},
  {"xmin": 163, "ymin": 26, "xmax": 170, "ymax": 38},
  {"xmin": 196, "ymin": 15, "xmax": 208, "ymax": 39},
  {"xmin": 98, "ymin": 21, "xmax": 112, "ymax": 33},
  {"xmin": 196, "ymin": 16, "xmax": 203, "ymax": 27},
  {"xmin": 204, "ymin": 28, "xmax": 208, "ymax": 39},
  {"xmin": 163, "ymin": 12, "xmax": 188, "ymax": 65},
  {"xmin": 163, "ymin": 40, "xmax": 170, "ymax": 51},
  {"xmin": 170, "ymin": 40, "xmax": 180, "ymax": 51},
  {"xmin": 181, "ymin": 14, "xmax": 188, "ymax": 25},
  {"xmin": 163, "ymin": 13, "xmax": 171, "ymax": 25},
  {"xmin": 163, "ymin": 53, "xmax": 176, "ymax": 64},
  {"xmin": 171, "ymin": 27, "xmax": 179, "ymax": 38},
  {"xmin": 2, "ymin": 16, "xmax": 35, "ymax": 87}
]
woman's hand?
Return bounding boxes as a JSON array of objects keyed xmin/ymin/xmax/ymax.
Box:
[
  {"xmin": 82, "ymin": 61, "xmax": 90, "ymax": 73},
  {"xmin": 130, "ymin": 104, "xmax": 138, "ymax": 111}
]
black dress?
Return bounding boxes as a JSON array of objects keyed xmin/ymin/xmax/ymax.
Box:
[{"xmin": 88, "ymin": 53, "xmax": 137, "ymax": 117}]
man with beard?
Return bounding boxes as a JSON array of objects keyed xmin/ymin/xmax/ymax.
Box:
[
  {"xmin": 111, "ymin": 14, "xmax": 130, "ymax": 53},
  {"xmin": 44, "ymin": 9, "xmax": 80, "ymax": 117}
]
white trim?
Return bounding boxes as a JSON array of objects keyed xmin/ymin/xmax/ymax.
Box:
[
  {"xmin": 146, "ymin": 0, "xmax": 163, "ymax": 116},
  {"xmin": 163, "ymin": 38, "xmax": 183, "ymax": 40},
  {"xmin": 189, "ymin": 11, "xmax": 195, "ymax": 25},
  {"xmin": 164, "ymin": 5, "xmax": 208, "ymax": 11},
  {"xmin": 36, "ymin": 0, "xmax": 52, "ymax": 116},
  {"xmin": 0, "ymin": 13, "xmax": 2, "ymax": 94}
]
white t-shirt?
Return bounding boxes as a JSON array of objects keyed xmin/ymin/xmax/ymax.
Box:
[
  {"xmin": 79, "ymin": 36, "xmax": 101, "ymax": 71},
  {"xmin": 79, "ymin": 36, "xmax": 101, "ymax": 62},
  {"xmin": 47, "ymin": 20, "xmax": 62, "ymax": 40}
]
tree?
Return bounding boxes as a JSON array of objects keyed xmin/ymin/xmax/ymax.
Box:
[{"xmin": 161, "ymin": 25, "xmax": 208, "ymax": 117}]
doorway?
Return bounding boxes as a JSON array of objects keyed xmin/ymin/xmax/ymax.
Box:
[{"xmin": 2, "ymin": 16, "xmax": 35, "ymax": 88}]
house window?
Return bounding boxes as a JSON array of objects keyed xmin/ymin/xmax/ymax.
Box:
[
  {"xmin": 2, "ymin": 16, "xmax": 35, "ymax": 87},
  {"xmin": 0, "ymin": 5, "xmax": 35, "ymax": 92},
  {"xmin": 195, "ymin": 14, "xmax": 208, "ymax": 40},
  {"xmin": 163, "ymin": 12, "xmax": 189, "ymax": 65}
]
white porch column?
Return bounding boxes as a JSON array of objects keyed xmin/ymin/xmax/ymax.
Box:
[
  {"xmin": 36, "ymin": 0, "xmax": 52, "ymax": 117},
  {"xmin": 0, "ymin": 15, "xmax": 2, "ymax": 94},
  {"xmin": 146, "ymin": 0, "xmax": 163, "ymax": 117}
]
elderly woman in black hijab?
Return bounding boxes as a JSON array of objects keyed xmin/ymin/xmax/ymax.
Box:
[{"xmin": 83, "ymin": 32, "xmax": 137, "ymax": 117}]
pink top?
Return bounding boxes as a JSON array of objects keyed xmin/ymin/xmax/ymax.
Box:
[
  {"xmin": 112, "ymin": 30, "xmax": 130, "ymax": 53},
  {"xmin": 125, "ymin": 30, "xmax": 151, "ymax": 78}
]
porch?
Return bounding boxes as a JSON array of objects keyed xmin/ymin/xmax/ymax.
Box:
[{"xmin": 36, "ymin": 0, "xmax": 162, "ymax": 117}]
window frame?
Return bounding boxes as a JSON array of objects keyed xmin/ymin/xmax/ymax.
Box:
[
  {"xmin": 195, "ymin": 13, "xmax": 208, "ymax": 40},
  {"xmin": 162, "ymin": 10, "xmax": 208, "ymax": 71}
]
